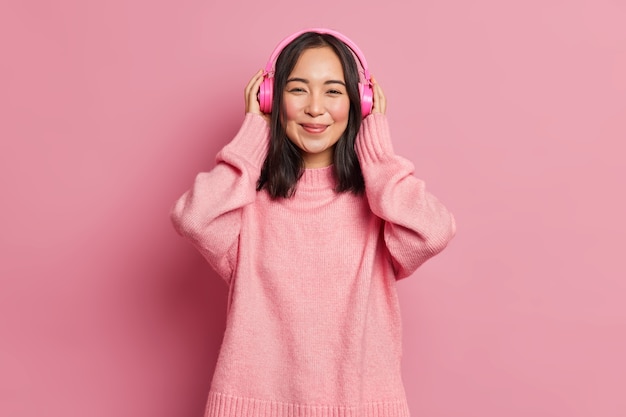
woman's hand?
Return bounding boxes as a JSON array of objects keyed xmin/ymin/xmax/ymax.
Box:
[
  {"xmin": 370, "ymin": 75, "xmax": 387, "ymax": 115},
  {"xmin": 245, "ymin": 69, "xmax": 270, "ymax": 123}
]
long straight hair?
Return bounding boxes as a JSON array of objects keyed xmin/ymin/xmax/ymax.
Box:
[{"xmin": 256, "ymin": 32, "xmax": 365, "ymax": 199}]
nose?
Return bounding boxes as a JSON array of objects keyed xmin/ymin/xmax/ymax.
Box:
[{"xmin": 305, "ymin": 93, "xmax": 325, "ymax": 117}]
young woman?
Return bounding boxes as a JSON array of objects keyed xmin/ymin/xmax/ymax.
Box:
[{"xmin": 171, "ymin": 28, "xmax": 456, "ymax": 417}]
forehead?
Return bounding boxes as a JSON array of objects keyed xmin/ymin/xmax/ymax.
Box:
[{"xmin": 289, "ymin": 46, "xmax": 345, "ymax": 79}]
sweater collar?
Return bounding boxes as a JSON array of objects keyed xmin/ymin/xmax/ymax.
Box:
[{"xmin": 297, "ymin": 165, "xmax": 336, "ymax": 190}]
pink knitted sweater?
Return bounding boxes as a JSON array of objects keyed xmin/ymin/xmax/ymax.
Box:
[{"xmin": 171, "ymin": 113, "xmax": 456, "ymax": 417}]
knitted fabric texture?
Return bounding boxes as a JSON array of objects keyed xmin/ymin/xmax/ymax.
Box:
[{"xmin": 171, "ymin": 113, "xmax": 456, "ymax": 417}]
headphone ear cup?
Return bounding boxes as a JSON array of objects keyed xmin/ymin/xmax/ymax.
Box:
[
  {"xmin": 258, "ymin": 76, "xmax": 273, "ymax": 114},
  {"xmin": 359, "ymin": 82, "xmax": 374, "ymax": 118}
]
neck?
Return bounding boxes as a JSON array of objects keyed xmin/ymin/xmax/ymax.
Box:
[{"xmin": 301, "ymin": 149, "xmax": 334, "ymax": 168}]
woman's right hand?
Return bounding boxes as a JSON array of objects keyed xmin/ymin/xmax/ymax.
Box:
[{"xmin": 244, "ymin": 69, "xmax": 270, "ymax": 123}]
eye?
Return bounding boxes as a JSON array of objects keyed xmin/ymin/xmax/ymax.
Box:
[
  {"xmin": 327, "ymin": 89, "xmax": 343, "ymax": 95},
  {"xmin": 287, "ymin": 87, "xmax": 307, "ymax": 94}
]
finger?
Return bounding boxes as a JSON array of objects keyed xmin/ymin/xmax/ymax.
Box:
[
  {"xmin": 376, "ymin": 84, "xmax": 386, "ymax": 114},
  {"xmin": 245, "ymin": 69, "xmax": 265, "ymax": 113},
  {"xmin": 245, "ymin": 69, "xmax": 264, "ymax": 100},
  {"xmin": 370, "ymin": 75, "xmax": 386, "ymax": 114}
]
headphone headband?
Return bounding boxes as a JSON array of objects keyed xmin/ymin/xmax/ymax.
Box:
[{"xmin": 263, "ymin": 28, "xmax": 371, "ymax": 81}]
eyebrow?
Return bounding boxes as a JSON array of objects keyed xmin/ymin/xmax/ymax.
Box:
[{"xmin": 286, "ymin": 77, "xmax": 346, "ymax": 86}]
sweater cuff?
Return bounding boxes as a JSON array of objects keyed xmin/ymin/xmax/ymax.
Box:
[
  {"xmin": 218, "ymin": 113, "xmax": 270, "ymax": 170},
  {"xmin": 355, "ymin": 113, "xmax": 395, "ymax": 165}
]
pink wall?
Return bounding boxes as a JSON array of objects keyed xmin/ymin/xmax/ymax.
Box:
[{"xmin": 2, "ymin": 0, "xmax": 625, "ymax": 416}]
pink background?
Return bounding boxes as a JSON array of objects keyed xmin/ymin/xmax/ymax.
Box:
[{"xmin": 1, "ymin": 0, "xmax": 625, "ymax": 416}]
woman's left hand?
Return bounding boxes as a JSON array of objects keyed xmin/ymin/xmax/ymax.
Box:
[{"xmin": 370, "ymin": 76, "xmax": 387, "ymax": 115}]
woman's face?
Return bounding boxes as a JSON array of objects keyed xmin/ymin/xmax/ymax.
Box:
[{"xmin": 282, "ymin": 46, "xmax": 350, "ymax": 168}]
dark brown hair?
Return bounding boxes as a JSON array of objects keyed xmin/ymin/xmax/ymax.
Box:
[{"xmin": 256, "ymin": 32, "xmax": 365, "ymax": 198}]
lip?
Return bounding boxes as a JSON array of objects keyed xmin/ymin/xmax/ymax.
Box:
[{"xmin": 301, "ymin": 123, "xmax": 328, "ymax": 134}]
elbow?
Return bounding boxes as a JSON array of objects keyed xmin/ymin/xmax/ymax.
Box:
[
  {"xmin": 425, "ymin": 211, "xmax": 457, "ymax": 255},
  {"xmin": 448, "ymin": 212, "xmax": 457, "ymax": 240},
  {"xmin": 170, "ymin": 208, "xmax": 187, "ymax": 237},
  {"xmin": 169, "ymin": 197, "xmax": 194, "ymax": 238}
]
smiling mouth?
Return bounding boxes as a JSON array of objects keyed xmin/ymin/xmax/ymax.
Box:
[{"xmin": 301, "ymin": 124, "xmax": 328, "ymax": 134}]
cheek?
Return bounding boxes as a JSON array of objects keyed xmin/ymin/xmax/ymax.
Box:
[
  {"xmin": 328, "ymin": 99, "xmax": 350, "ymax": 122},
  {"xmin": 282, "ymin": 96, "xmax": 300, "ymax": 122}
]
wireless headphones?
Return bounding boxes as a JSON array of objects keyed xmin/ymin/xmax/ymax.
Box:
[{"xmin": 258, "ymin": 28, "xmax": 374, "ymax": 118}]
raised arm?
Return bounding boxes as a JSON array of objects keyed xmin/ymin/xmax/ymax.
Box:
[
  {"xmin": 356, "ymin": 79, "xmax": 456, "ymax": 279},
  {"xmin": 170, "ymin": 72, "xmax": 270, "ymax": 282}
]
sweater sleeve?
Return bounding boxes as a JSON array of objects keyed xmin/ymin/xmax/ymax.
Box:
[
  {"xmin": 170, "ymin": 113, "xmax": 270, "ymax": 283},
  {"xmin": 355, "ymin": 113, "xmax": 456, "ymax": 279}
]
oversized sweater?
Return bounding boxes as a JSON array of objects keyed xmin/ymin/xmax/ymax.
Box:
[{"xmin": 171, "ymin": 113, "xmax": 456, "ymax": 417}]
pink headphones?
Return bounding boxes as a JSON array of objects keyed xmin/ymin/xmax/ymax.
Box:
[{"xmin": 258, "ymin": 28, "xmax": 374, "ymax": 118}]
